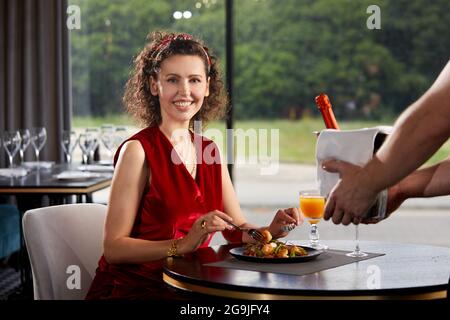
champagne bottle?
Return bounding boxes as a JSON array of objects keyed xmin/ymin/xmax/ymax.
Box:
[
  {"xmin": 314, "ymin": 93, "xmax": 387, "ymax": 220},
  {"xmin": 315, "ymin": 94, "xmax": 340, "ymax": 130}
]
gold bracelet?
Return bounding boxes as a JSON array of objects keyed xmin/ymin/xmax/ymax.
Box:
[{"xmin": 167, "ymin": 239, "xmax": 180, "ymax": 257}]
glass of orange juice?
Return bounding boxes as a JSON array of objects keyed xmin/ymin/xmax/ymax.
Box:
[{"xmin": 300, "ymin": 190, "xmax": 328, "ymax": 250}]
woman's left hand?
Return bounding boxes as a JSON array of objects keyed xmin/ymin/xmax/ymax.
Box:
[{"xmin": 268, "ymin": 207, "xmax": 303, "ymax": 239}]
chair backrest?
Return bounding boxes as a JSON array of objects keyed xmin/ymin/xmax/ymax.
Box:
[{"xmin": 22, "ymin": 203, "xmax": 107, "ymax": 300}]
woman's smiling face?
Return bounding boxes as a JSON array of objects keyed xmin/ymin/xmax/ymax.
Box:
[{"xmin": 150, "ymin": 54, "xmax": 210, "ymax": 126}]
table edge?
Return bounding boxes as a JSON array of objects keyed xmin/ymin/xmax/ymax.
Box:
[
  {"xmin": 163, "ymin": 272, "xmax": 447, "ymax": 300},
  {"xmin": 0, "ymin": 179, "xmax": 111, "ymax": 194}
]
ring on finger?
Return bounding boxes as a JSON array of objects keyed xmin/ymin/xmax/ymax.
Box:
[{"xmin": 201, "ymin": 220, "xmax": 207, "ymax": 229}]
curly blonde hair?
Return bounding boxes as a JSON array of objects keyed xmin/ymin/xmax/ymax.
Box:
[{"xmin": 123, "ymin": 31, "xmax": 228, "ymax": 128}]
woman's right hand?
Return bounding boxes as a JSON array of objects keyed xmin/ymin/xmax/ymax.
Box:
[{"xmin": 178, "ymin": 210, "xmax": 234, "ymax": 254}]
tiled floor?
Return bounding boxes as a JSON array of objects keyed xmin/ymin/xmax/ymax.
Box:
[{"xmin": 0, "ymin": 265, "xmax": 21, "ymax": 300}]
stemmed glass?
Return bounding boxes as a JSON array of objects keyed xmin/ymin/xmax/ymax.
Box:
[
  {"xmin": 19, "ymin": 129, "xmax": 31, "ymax": 165},
  {"xmin": 30, "ymin": 127, "xmax": 47, "ymax": 163},
  {"xmin": 100, "ymin": 124, "xmax": 115, "ymax": 163},
  {"xmin": 2, "ymin": 131, "xmax": 22, "ymax": 168},
  {"xmin": 299, "ymin": 190, "xmax": 328, "ymax": 250},
  {"xmin": 85, "ymin": 128, "xmax": 100, "ymax": 163},
  {"xmin": 61, "ymin": 130, "xmax": 79, "ymax": 164},
  {"xmin": 346, "ymin": 224, "xmax": 367, "ymax": 257},
  {"xmin": 113, "ymin": 126, "xmax": 128, "ymax": 149},
  {"xmin": 78, "ymin": 133, "xmax": 94, "ymax": 165}
]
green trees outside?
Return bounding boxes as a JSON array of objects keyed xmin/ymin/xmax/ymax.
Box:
[{"xmin": 70, "ymin": 0, "xmax": 450, "ymax": 120}]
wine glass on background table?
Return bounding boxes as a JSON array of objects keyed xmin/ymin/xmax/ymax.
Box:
[
  {"xmin": 299, "ymin": 190, "xmax": 328, "ymax": 250},
  {"xmin": 78, "ymin": 133, "xmax": 94, "ymax": 165},
  {"xmin": 2, "ymin": 131, "xmax": 21, "ymax": 168},
  {"xmin": 85, "ymin": 128, "xmax": 100, "ymax": 163},
  {"xmin": 30, "ymin": 127, "xmax": 47, "ymax": 163},
  {"xmin": 19, "ymin": 129, "xmax": 31, "ymax": 165},
  {"xmin": 113, "ymin": 126, "xmax": 129, "ymax": 147},
  {"xmin": 100, "ymin": 124, "xmax": 115, "ymax": 164},
  {"xmin": 61, "ymin": 130, "xmax": 79, "ymax": 165}
]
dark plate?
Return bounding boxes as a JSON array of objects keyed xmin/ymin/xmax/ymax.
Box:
[{"xmin": 229, "ymin": 246, "xmax": 322, "ymax": 263}]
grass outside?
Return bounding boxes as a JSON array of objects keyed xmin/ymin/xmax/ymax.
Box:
[{"xmin": 73, "ymin": 116, "xmax": 450, "ymax": 166}]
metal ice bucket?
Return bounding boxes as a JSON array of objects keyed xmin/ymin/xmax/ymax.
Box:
[{"xmin": 315, "ymin": 126, "xmax": 392, "ymax": 221}]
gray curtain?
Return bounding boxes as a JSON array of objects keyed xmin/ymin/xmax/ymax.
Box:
[{"xmin": 0, "ymin": 0, "xmax": 72, "ymax": 167}]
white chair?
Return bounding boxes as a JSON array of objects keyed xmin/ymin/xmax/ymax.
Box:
[{"xmin": 22, "ymin": 203, "xmax": 107, "ymax": 300}]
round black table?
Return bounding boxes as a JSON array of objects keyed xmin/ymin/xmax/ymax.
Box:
[{"xmin": 163, "ymin": 240, "xmax": 450, "ymax": 300}]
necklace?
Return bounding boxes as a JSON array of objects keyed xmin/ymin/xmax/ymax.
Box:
[
  {"xmin": 187, "ymin": 142, "xmax": 197, "ymax": 178},
  {"xmin": 174, "ymin": 139, "xmax": 197, "ymax": 178}
]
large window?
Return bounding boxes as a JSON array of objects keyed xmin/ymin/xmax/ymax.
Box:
[
  {"xmin": 233, "ymin": 0, "xmax": 450, "ymax": 164},
  {"xmin": 69, "ymin": 0, "xmax": 225, "ymax": 121},
  {"xmin": 69, "ymin": 0, "xmax": 450, "ymax": 164},
  {"xmin": 235, "ymin": 0, "xmax": 449, "ymax": 120},
  {"xmin": 68, "ymin": 0, "xmax": 226, "ymax": 162}
]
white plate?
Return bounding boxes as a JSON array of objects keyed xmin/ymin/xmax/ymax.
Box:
[
  {"xmin": 23, "ymin": 161, "xmax": 55, "ymax": 169},
  {"xmin": 54, "ymin": 171, "xmax": 104, "ymax": 180},
  {"xmin": 97, "ymin": 160, "xmax": 113, "ymax": 166},
  {"xmin": 0, "ymin": 168, "xmax": 29, "ymax": 178},
  {"xmin": 77, "ymin": 165, "xmax": 114, "ymax": 172}
]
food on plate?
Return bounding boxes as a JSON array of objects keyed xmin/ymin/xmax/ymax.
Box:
[
  {"xmin": 261, "ymin": 243, "xmax": 275, "ymax": 255},
  {"xmin": 243, "ymin": 240, "xmax": 308, "ymax": 258},
  {"xmin": 261, "ymin": 229, "xmax": 272, "ymax": 243},
  {"xmin": 276, "ymin": 246, "xmax": 289, "ymax": 258}
]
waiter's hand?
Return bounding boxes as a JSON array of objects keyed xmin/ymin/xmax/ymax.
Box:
[
  {"xmin": 361, "ymin": 183, "xmax": 404, "ymax": 224},
  {"xmin": 322, "ymin": 159, "xmax": 379, "ymax": 225}
]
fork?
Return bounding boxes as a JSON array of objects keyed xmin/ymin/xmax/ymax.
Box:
[
  {"xmin": 226, "ymin": 220, "xmax": 265, "ymax": 242},
  {"xmin": 281, "ymin": 223, "xmax": 296, "ymax": 233}
]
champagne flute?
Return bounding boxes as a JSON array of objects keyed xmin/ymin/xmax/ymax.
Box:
[
  {"xmin": 299, "ymin": 190, "xmax": 328, "ymax": 250},
  {"xmin": 3, "ymin": 131, "xmax": 22, "ymax": 168},
  {"xmin": 30, "ymin": 127, "xmax": 47, "ymax": 163},
  {"xmin": 346, "ymin": 191, "xmax": 388, "ymax": 257},
  {"xmin": 19, "ymin": 129, "xmax": 31, "ymax": 165},
  {"xmin": 61, "ymin": 130, "xmax": 79, "ymax": 164},
  {"xmin": 346, "ymin": 224, "xmax": 367, "ymax": 257}
]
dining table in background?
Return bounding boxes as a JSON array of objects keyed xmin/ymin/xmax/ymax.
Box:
[
  {"xmin": 0, "ymin": 163, "xmax": 112, "ymax": 205},
  {"xmin": 0, "ymin": 163, "xmax": 113, "ymax": 296}
]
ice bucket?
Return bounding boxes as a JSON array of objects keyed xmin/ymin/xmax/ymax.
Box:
[{"xmin": 315, "ymin": 126, "xmax": 392, "ymax": 221}]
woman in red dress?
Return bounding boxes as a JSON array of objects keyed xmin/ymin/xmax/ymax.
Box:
[{"xmin": 86, "ymin": 31, "xmax": 302, "ymax": 299}]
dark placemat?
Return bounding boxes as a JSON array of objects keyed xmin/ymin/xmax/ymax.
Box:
[{"xmin": 204, "ymin": 249, "xmax": 384, "ymax": 276}]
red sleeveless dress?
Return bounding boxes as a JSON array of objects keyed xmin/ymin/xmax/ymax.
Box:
[{"xmin": 85, "ymin": 126, "xmax": 233, "ymax": 299}]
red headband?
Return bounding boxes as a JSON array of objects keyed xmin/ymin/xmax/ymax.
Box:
[{"xmin": 153, "ymin": 34, "xmax": 212, "ymax": 71}]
